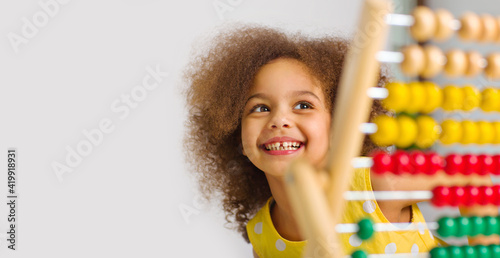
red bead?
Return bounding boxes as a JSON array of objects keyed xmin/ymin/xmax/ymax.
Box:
[
  {"xmin": 463, "ymin": 154, "xmax": 480, "ymax": 175},
  {"xmin": 478, "ymin": 154, "xmax": 494, "ymax": 175},
  {"xmin": 478, "ymin": 186, "xmax": 494, "ymax": 205},
  {"xmin": 426, "ymin": 152, "xmax": 444, "ymax": 175},
  {"xmin": 492, "ymin": 185, "xmax": 500, "ymax": 205},
  {"xmin": 463, "ymin": 185, "xmax": 480, "ymax": 206},
  {"xmin": 432, "ymin": 186, "xmax": 451, "ymax": 207},
  {"xmin": 371, "ymin": 151, "xmax": 394, "ymax": 174},
  {"xmin": 393, "ymin": 150, "xmax": 411, "ymax": 175},
  {"xmin": 449, "ymin": 186, "xmax": 465, "ymax": 206},
  {"xmin": 492, "ymin": 155, "xmax": 500, "ymax": 175},
  {"xmin": 410, "ymin": 151, "xmax": 427, "ymax": 174},
  {"xmin": 445, "ymin": 154, "xmax": 464, "ymax": 175}
]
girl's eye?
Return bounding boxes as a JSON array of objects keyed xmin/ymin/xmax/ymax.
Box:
[
  {"xmin": 251, "ymin": 105, "xmax": 270, "ymax": 113},
  {"xmin": 294, "ymin": 102, "xmax": 313, "ymax": 110}
]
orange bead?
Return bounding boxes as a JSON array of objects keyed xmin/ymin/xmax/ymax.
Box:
[
  {"xmin": 480, "ymin": 14, "xmax": 499, "ymax": 42},
  {"xmin": 434, "ymin": 9, "xmax": 455, "ymax": 41},
  {"xmin": 421, "ymin": 45, "xmax": 445, "ymax": 78},
  {"xmin": 410, "ymin": 6, "xmax": 437, "ymax": 42},
  {"xmin": 465, "ymin": 51, "xmax": 484, "ymax": 77},
  {"xmin": 401, "ymin": 45, "xmax": 425, "ymax": 77},
  {"xmin": 458, "ymin": 12, "xmax": 483, "ymax": 41},
  {"xmin": 484, "ymin": 53, "xmax": 500, "ymax": 80},
  {"xmin": 444, "ymin": 49, "xmax": 467, "ymax": 77}
]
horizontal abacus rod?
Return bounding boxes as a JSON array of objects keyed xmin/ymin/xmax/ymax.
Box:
[
  {"xmin": 344, "ymin": 190, "xmax": 432, "ymax": 201},
  {"xmin": 335, "ymin": 222, "xmax": 439, "ymax": 233}
]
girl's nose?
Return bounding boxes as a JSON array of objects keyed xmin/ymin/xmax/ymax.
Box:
[{"xmin": 268, "ymin": 110, "xmax": 291, "ymax": 129}]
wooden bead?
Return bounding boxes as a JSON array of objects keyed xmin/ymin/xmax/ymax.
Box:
[
  {"xmin": 444, "ymin": 49, "xmax": 467, "ymax": 77},
  {"xmin": 496, "ymin": 17, "xmax": 500, "ymax": 42},
  {"xmin": 458, "ymin": 12, "xmax": 483, "ymax": 41},
  {"xmin": 485, "ymin": 53, "xmax": 500, "ymax": 79},
  {"xmin": 400, "ymin": 45, "xmax": 425, "ymax": 76},
  {"xmin": 435, "ymin": 9, "xmax": 455, "ymax": 41},
  {"xmin": 410, "ymin": 6, "xmax": 437, "ymax": 42},
  {"xmin": 480, "ymin": 14, "xmax": 499, "ymax": 42},
  {"xmin": 465, "ymin": 51, "xmax": 484, "ymax": 77},
  {"xmin": 421, "ymin": 45, "xmax": 445, "ymax": 78}
]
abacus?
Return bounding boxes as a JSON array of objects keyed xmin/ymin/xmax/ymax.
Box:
[{"xmin": 284, "ymin": 0, "xmax": 500, "ymax": 257}]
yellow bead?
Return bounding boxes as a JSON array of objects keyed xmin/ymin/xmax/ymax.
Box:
[
  {"xmin": 492, "ymin": 122, "xmax": 500, "ymax": 144},
  {"xmin": 481, "ymin": 88, "xmax": 500, "ymax": 112},
  {"xmin": 383, "ymin": 82, "xmax": 410, "ymax": 112},
  {"xmin": 421, "ymin": 81, "xmax": 443, "ymax": 114},
  {"xmin": 370, "ymin": 115, "xmax": 399, "ymax": 146},
  {"xmin": 462, "ymin": 85, "xmax": 481, "ymax": 111},
  {"xmin": 415, "ymin": 115, "xmax": 439, "ymax": 148},
  {"xmin": 395, "ymin": 115, "xmax": 418, "ymax": 148},
  {"xmin": 477, "ymin": 121, "xmax": 494, "ymax": 144},
  {"xmin": 442, "ymin": 85, "xmax": 464, "ymax": 111},
  {"xmin": 461, "ymin": 120, "xmax": 479, "ymax": 144},
  {"xmin": 407, "ymin": 82, "xmax": 426, "ymax": 113},
  {"xmin": 440, "ymin": 119, "xmax": 462, "ymax": 145}
]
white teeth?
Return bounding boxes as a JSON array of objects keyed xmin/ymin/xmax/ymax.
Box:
[{"xmin": 264, "ymin": 142, "xmax": 301, "ymax": 151}]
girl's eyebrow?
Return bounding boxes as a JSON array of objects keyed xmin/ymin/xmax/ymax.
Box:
[{"xmin": 245, "ymin": 91, "xmax": 320, "ymax": 105}]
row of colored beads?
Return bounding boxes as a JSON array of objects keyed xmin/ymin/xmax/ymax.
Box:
[
  {"xmin": 410, "ymin": 6, "xmax": 500, "ymax": 43},
  {"xmin": 371, "ymin": 115, "xmax": 500, "ymax": 147},
  {"xmin": 438, "ymin": 216, "xmax": 500, "ymax": 237},
  {"xmin": 430, "ymin": 245, "xmax": 500, "ymax": 258},
  {"xmin": 432, "ymin": 185, "xmax": 500, "ymax": 207},
  {"xmin": 384, "ymin": 82, "xmax": 500, "ymax": 113},
  {"xmin": 372, "ymin": 151, "xmax": 500, "ymax": 176}
]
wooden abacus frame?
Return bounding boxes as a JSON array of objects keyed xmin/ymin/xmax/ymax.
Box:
[{"xmin": 284, "ymin": 0, "xmax": 393, "ymax": 257}]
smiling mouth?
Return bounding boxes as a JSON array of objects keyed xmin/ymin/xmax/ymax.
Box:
[{"xmin": 263, "ymin": 141, "xmax": 303, "ymax": 151}]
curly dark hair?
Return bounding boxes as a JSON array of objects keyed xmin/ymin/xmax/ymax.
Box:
[{"xmin": 183, "ymin": 24, "xmax": 388, "ymax": 243}]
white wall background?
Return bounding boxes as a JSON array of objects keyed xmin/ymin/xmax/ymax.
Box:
[{"xmin": 0, "ymin": 0, "xmax": 367, "ymax": 257}]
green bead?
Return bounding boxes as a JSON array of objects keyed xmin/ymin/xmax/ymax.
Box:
[
  {"xmin": 446, "ymin": 246, "xmax": 464, "ymax": 258},
  {"xmin": 470, "ymin": 216, "xmax": 486, "ymax": 236},
  {"xmin": 430, "ymin": 247, "xmax": 448, "ymax": 258},
  {"xmin": 461, "ymin": 245, "xmax": 476, "ymax": 258},
  {"xmin": 484, "ymin": 216, "xmax": 500, "ymax": 236},
  {"xmin": 489, "ymin": 244, "xmax": 500, "ymax": 257},
  {"xmin": 357, "ymin": 218, "xmax": 374, "ymax": 240},
  {"xmin": 351, "ymin": 250, "xmax": 368, "ymax": 258},
  {"xmin": 438, "ymin": 217, "xmax": 457, "ymax": 237},
  {"xmin": 456, "ymin": 217, "xmax": 471, "ymax": 237},
  {"xmin": 475, "ymin": 245, "xmax": 490, "ymax": 257}
]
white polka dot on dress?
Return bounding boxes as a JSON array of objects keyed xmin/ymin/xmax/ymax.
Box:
[
  {"xmin": 362, "ymin": 200, "xmax": 376, "ymax": 213},
  {"xmin": 417, "ymin": 222, "xmax": 425, "ymax": 235},
  {"xmin": 275, "ymin": 239, "xmax": 286, "ymax": 251},
  {"xmin": 254, "ymin": 222, "xmax": 263, "ymax": 234},
  {"xmin": 385, "ymin": 243, "xmax": 397, "ymax": 254},
  {"xmin": 349, "ymin": 234, "xmax": 362, "ymax": 247},
  {"xmin": 411, "ymin": 244, "xmax": 419, "ymax": 256}
]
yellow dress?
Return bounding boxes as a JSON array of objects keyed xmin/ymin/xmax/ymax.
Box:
[{"xmin": 246, "ymin": 167, "xmax": 440, "ymax": 258}]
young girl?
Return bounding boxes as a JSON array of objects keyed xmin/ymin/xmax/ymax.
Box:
[{"xmin": 184, "ymin": 25, "xmax": 448, "ymax": 257}]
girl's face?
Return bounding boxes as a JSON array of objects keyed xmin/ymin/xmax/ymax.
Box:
[{"xmin": 241, "ymin": 58, "xmax": 331, "ymax": 177}]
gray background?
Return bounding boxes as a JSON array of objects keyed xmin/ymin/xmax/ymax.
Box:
[{"xmin": 0, "ymin": 0, "xmax": 498, "ymax": 257}]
